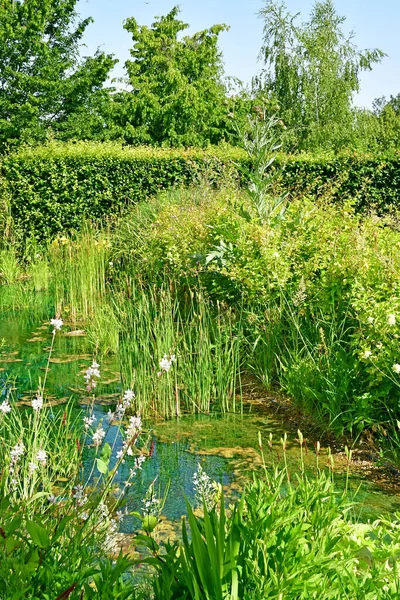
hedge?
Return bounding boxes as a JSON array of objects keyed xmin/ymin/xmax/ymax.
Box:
[{"xmin": 1, "ymin": 141, "xmax": 399, "ymax": 242}]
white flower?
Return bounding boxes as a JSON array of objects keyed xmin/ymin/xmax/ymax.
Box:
[
  {"xmin": 29, "ymin": 462, "xmax": 38, "ymax": 473},
  {"xmin": 50, "ymin": 318, "xmax": 63, "ymax": 332},
  {"xmin": 73, "ymin": 484, "xmax": 88, "ymax": 506},
  {"xmin": 32, "ymin": 395, "xmax": 43, "ymax": 411},
  {"xmin": 48, "ymin": 494, "xmax": 57, "ymax": 504},
  {"xmin": 126, "ymin": 415, "xmax": 142, "ymax": 439},
  {"xmin": 123, "ymin": 389, "xmax": 135, "ymax": 404},
  {"xmin": 84, "ymin": 360, "xmax": 101, "ymax": 392},
  {"xmin": 193, "ymin": 463, "xmax": 218, "ymax": 510},
  {"xmin": 392, "ymin": 364, "xmax": 400, "ymax": 374},
  {"xmin": 109, "ymin": 261, "xmax": 114, "ymax": 267},
  {"xmin": 36, "ymin": 449, "xmax": 47, "ymax": 466},
  {"xmin": 272, "ymin": 251, "xmax": 280, "ymax": 259},
  {"xmin": 388, "ymin": 314, "xmax": 396, "ymax": 326},
  {"xmin": 367, "ymin": 317, "xmax": 375, "ymax": 324},
  {"xmin": 159, "ymin": 353, "xmax": 176, "ymax": 374},
  {"xmin": 362, "ymin": 350, "xmax": 372, "ymax": 359},
  {"xmin": 115, "ymin": 508, "xmax": 128, "ymax": 523},
  {"xmin": 0, "ymin": 400, "xmax": 11, "ymax": 415},
  {"xmin": 92, "ymin": 426, "xmax": 106, "ymax": 447},
  {"xmin": 83, "ymin": 414, "xmax": 96, "ymax": 430},
  {"xmin": 10, "ymin": 443, "xmax": 25, "ymax": 463},
  {"xmin": 129, "ymin": 455, "xmax": 146, "ymax": 479},
  {"xmin": 106, "ymin": 410, "xmax": 115, "ymax": 424}
]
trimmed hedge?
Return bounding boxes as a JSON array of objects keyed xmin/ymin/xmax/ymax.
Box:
[
  {"xmin": 1, "ymin": 141, "xmax": 399, "ymax": 242},
  {"xmin": 275, "ymin": 150, "xmax": 400, "ymax": 212}
]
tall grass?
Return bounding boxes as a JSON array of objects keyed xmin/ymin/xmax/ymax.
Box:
[
  {"xmin": 118, "ymin": 282, "xmax": 243, "ymax": 418},
  {"xmin": 48, "ymin": 226, "xmax": 111, "ymax": 321}
]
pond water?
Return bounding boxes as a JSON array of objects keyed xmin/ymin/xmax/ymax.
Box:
[{"xmin": 1, "ymin": 296, "xmax": 400, "ymax": 533}]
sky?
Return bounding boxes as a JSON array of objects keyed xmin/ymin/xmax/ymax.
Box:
[{"xmin": 76, "ymin": 0, "xmax": 400, "ymax": 109}]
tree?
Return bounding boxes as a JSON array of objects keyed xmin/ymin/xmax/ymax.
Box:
[
  {"xmin": 0, "ymin": 0, "xmax": 117, "ymax": 149},
  {"xmin": 257, "ymin": 0, "xmax": 386, "ymax": 150},
  {"xmin": 119, "ymin": 6, "xmax": 231, "ymax": 146}
]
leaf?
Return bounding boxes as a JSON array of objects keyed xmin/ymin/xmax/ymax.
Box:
[
  {"xmin": 96, "ymin": 458, "xmax": 108, "ymax": 474},
  {"xmin": 26, "ymin": 520, "xmax": 50, "ymax": 549}
]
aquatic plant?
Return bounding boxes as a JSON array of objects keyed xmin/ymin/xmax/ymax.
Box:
[
  {"xmin": 118, "ymin": 282, "xmax": 242, "ymax": 418},
  {"xmin": 144, "ymin": 438, "xmax": 400, "ymax": 600},
  {"xmin": 0, "ymin": 318, "xmax": 148, "ymax": 598}
]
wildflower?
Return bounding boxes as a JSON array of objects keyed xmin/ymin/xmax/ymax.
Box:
[
  {"xmin": 29, "ymin": 462, "xmax": 38, "ymax": 473},
  {"xmin": 123, "ymin": 389, "xmax": 135, "ymax": 404},
  {"xmin": 10, "ymin": 442, "xmax": 24, "ymax": 463},
  {"xmin": 129, "ymin": 455, "xmax": 146, "ymax": 479},
  {"xmin": 388, "ymin": 314, "xmax": 396, "ymax": 326},
  {"xmin": 117, "ymin": 416, "xmax": 142, "ymax": 463},
  {"xmin": 84, "ymin": 360, "xmax": 101, "ymax": 392},
  {"xmin": 142, "ymin": 488, "xmax": 160, "ymax": 516},
  {"xmin": 158, "ymin": 353, "xmax": 177, "ymax": 375},
  {"xmin": 113, "ymin": 389, "xmax": 136, "ymax": 421},
  {"xmin": 48, "ymin": 494, "xmax": 57, "ymax": 504},
  {"xmin": 193, "ymin": 463, "xmax": 218, "ymax": 511},
  {"xmin": 0, "ymin": 400, "xmax": 11, "ymax": 415},
  {"xmin": 126, "ymin": 415, "xmax": 142, "ymax": 440},
  {"xmin": 106, "ymin": 410, "xmax": 115, "ymax": 424},
  {"xmin": 392, "ymin": 364, "xmax": 400, "ymax": 374},
  {"xmin": 32, "ymin": 395, "xmax": 43, "ymax": 411},
  {"xmin": 115, "ymin": 508, "xmax": 128, "ymax": 523},
  {"xmin": 362, "ymin": 350, "xmax": 372, "ymax": 359},
  {"xmin": 83, "ymin": 414, "xmax": 96, "ymax": 430},
  {"xmin": 50, "ymin": 318, "xmax": 63, "ymax": 333},
  {"xmin": 109, "ymin": 261, "xmax": 114, "ymax": 267},
  {"xmin": 73, "ymin": 484, "xmax": 88, "ymax": 507},
  {"xmin": 36, "ymin": 449, "xmax": 47, "ymax": 466},
  {"xmin": 367, "ymin": 317, "xmax": 375, "ymax": 324},
  {"xmin": 92, "ymin": 426, "xmax": 106, "ymax": 447}
]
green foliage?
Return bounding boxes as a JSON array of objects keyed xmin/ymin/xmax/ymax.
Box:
[
  {"xmin": 233, "ymin": 110, "xmax": 288, "ymax": 225},
  {"xmin": 117, "ymin": 184, "xmax": 400, "ymax": 441},
  {"xmin": 119, "ymin": 6, "xmax": 231, "ymax": 147},
  {"xmin": 258, "ymin": 0, "xmax": 386, "ymax": 151},
  {"xmin": 145, "ymin": 470, "xmax": 400, "ymax": 599},
  {"xmin": 117, "ymin": 282, "xmax": 242, "ymax": 418},
  {"xmin": 0, "ymin": 0, "xmax": 116, "ymax": 150},
  {"xmin": 0, "ymin": 142, "xmax": 241, "ymax": 242},
  {"xmin": 2, "ymin": 141, "xmax": 400, "ymax": 244}
]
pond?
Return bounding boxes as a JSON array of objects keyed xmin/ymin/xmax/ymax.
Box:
[{"xmin": 1, "ymin": 296, "xmax": 400, "ymax": 535}]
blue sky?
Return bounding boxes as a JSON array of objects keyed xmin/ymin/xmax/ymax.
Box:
[{"xmin": 76, "ymin": 0, "xmax": 400, "ymax": 109}]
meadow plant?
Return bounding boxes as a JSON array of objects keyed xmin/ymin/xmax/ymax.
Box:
[{"xmin": 0, "ymin": 318, "xmax": 149, "ymax": 598}]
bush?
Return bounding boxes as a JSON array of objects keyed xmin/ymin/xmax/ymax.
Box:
[
  {"xmin": 0, "ymin": 142, "xmax": 242, "ymax": 243},
  {"xmin": 1, "ymin": 141, "xmax": 400, "ymax": 243},
  {"xmin": 114, "ymin": 186, "xmax": 400, "ymax": 440}
]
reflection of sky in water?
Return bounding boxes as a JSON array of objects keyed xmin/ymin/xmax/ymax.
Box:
[
  {"xmin": 85, "ymin": 405, "xmax": 233, "ymax": 532},
  {"xmin": 2, "ymin": 299, "xmax": 400, "ymax": 529}
]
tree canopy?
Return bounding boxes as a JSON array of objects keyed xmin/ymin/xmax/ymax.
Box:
[
  {"xmin": 116, "ymin": 6, "xmax": 231, "ymax": 146},
  {"xmin": 257, "ymin": 0, "xmax": 386, "ymax": 150},
  {"xmin": 0, "ymin": 0, "xmax": 116, "ymax": 149}
]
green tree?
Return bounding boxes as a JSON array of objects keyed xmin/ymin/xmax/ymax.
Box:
[
  {"xmin": 119, "ymin": 6, "xmax": 231, "ymax": 146},
  {"xmin": 258, "ymin": 0, "xmax": 385, "ymax": 150},
  {"xmin": 0, "ymin": 0, "xmax": 116, "ymax": 149}
]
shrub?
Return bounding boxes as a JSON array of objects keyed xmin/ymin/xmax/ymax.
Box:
[
  {"xmin": 1, "ymin": 141, "xmax": 400, "ymax": 243},
  {"xmin": 114, "ymin": 186, "xmax": 400, "ymax": 439}
]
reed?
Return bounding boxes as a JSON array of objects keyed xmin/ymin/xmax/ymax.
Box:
[{"xmin": 117, "ymin": 281, "xmax": 243, "ymax": 418}]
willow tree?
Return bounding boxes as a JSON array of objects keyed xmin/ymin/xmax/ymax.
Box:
[{"xmin": 258, "ymin": 0, "xmax": 385, "ymax": 150}]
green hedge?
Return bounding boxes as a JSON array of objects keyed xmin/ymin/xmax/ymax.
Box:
[
  {"xmin": 1, "ymin": 141, "xmax": 399, "ymax": 242},
  {"xmin": 274, "ymin": 150, "xmax": 400, "ymax": 211}
]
